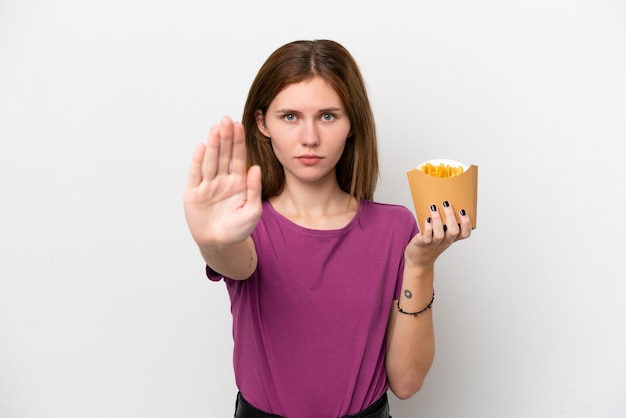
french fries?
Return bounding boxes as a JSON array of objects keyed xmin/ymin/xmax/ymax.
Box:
[{"xmin": 419, "ymin": 162, "xmax": 465, "ymax": 178}]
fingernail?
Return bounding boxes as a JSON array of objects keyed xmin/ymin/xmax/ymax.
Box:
[
  {"xmin": 443, "ymin": 201, "xmax": 450, "ymax": 208},
  {"xmin": 426, "ymin": 217, "xmax": 431, "ymax": 223},
  {"xmin": 460, "ymin": 209, "xmax": 467, "ymax": 216},
  {"xmin": 430, "ymin": 204, "xmax": 437, "ymax": 212}
]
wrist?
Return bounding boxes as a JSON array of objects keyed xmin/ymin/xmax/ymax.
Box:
[
  {"xmin": 396, "ymin": 289, "xmax": 435, "ymax": 317},
  {"xmin": 403, "ymin": 261, "xmax": 434, "ymax": 285},
  {"xmin": 399, "ymin": 261, "xmax": 435, "ymax": 313}
]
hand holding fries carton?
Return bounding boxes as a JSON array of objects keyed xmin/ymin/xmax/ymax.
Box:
[{"xmin": 406, "ymin": 159, "xmax": 478, "ymax": 231}]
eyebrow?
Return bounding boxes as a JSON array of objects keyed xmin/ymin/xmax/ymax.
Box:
[{"xmin": 273, "ymin": 107, "xmax": 345, "ymax": 114}]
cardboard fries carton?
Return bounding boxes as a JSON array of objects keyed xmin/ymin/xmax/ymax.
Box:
[{"xmin": 407, "ymin": 160, "xmax": 478, "ymax": 232}]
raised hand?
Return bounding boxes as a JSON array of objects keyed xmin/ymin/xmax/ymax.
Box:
[
  {"xmin": 404, "ymin": 201, "xmax": 472, "ymax": 269},
  {"xmin": 184, "ymin": 117, "xmax": 262, "ymax": 248}
]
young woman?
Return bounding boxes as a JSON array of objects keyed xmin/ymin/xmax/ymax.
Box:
[{"xmin": 183, "ymin": 39, "xmax": 472, "ymax": 418}]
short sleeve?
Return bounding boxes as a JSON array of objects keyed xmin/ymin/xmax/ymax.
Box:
[{"xmin": 205, "ymin": 264, "xmax": 225, "ymax": 282}]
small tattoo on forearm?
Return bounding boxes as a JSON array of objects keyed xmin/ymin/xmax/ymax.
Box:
[{"xmin": 403, "ymin": 289, "xmax": 413, "ymax": 299}]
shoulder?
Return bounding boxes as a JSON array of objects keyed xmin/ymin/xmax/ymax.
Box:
[
  {"xmin": 360, "ymin": 200, "xmax": 414, "ymax": 219},
  {"xmin": 359, "ymin": 200, "xmax": 417, "ymax": 231}
]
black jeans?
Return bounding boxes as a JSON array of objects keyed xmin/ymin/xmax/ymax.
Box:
[{"xmin": 234, "ymin": 391, "xmax": 391, "ymax": 418}]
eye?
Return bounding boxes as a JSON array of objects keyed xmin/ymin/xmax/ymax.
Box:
[
  {"xmin": 283, "ymin": 113, "xmax": 297, "ymax": 122},
  {"xmin": 321, "ymin": 113, "xmax": 336, "ymax": 121}
]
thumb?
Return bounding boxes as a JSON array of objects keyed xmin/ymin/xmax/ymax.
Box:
[{"xmin": 246, "ymin": 165, "xmax": 262, "ymax": 206}]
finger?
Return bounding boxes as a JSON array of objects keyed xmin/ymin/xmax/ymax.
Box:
[
  {"xmin": 202, "ymin": 124, "xmax": 220, "ymax": 180},
  {"xmin": 246, "ymin": 165, "xmax": 263, "ymax": 209},
  {"xmin": 218, "ymin": 116, "xmax": 235, "ymax": 174},
  {"xmin": 441, "ymin": 200, "xmax": 460, "ymax": 239},
  {"xmin": 456, "ymin": 208, "xmax": 472, "ymax": 240},
  {"xmin": 428, "ymin": 204, "xmax": 446, "ymax": 242},
  {"xmin": 231, "ymin": 121, "xmax": 247, "ymax": 176},
  {"xmin": 186, "ymin": 143, "xmax": 206, "ymax": 189},
  {"xmin": 420, "ymin": 215, "xmax": 434, "ymax": 244}
]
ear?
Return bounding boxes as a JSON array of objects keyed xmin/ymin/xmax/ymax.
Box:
[{"xmin": 255, "ymin": 110, "xmax": 270, "ymax": 138}]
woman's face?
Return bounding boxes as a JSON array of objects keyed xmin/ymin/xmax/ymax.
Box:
[{"xmin": 257, "ymin": 76, "xmax": 352, "ymax": 188}]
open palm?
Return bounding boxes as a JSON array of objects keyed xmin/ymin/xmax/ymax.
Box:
[{"xmin": 184, "ymin": 117, "xmax": 262, "ymax": 247}]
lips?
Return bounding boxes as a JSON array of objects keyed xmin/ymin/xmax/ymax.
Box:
[{"xmin": 296, "ymin": 155, "xmax": 323, "ymax": 165}]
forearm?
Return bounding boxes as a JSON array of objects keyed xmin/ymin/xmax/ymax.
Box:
[
  {"xmin": 385, "ymin": 264, "xmax": 436, "ymax": 399},
  {"xmin": 199, "ymin": 237, "xmax": 257, "ymax": 280}
]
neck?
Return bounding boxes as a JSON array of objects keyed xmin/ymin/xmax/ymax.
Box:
[{"xmin": 270, "ymin": 180, "xmax": 358, "ymax": 230}]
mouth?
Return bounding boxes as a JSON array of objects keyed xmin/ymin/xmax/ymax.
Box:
[{"xmin": 296, "ymin": 155, "xmax": 323, "ymax": 165}]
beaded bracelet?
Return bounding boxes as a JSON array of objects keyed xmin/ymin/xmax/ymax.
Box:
[{"xmin": 396, "ymin": 291, "xmax": 435, "ymax": 317}]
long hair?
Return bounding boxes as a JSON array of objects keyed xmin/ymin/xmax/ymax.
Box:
[{"xmin": 242, "ymin": 39, "xmax": 379, "ymax": 201}]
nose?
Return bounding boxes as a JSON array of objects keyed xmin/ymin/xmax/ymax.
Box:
[{"xmin": 300, "ymin": 121, "xmax": 320, "ymax": 148}]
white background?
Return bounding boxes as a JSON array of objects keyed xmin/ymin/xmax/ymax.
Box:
[{"xmin": 1, "ymin": 1, "xmax": 625, "ymax": 417}]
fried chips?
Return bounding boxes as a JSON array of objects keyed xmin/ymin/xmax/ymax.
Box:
[{"xmin": 419, "ymin": 162, "xmax": 465, "ymax": 178}]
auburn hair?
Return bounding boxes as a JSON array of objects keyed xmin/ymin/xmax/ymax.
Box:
[{"xmin": 242, "ymin": 39, "xmax": 379, "ymax": 201}]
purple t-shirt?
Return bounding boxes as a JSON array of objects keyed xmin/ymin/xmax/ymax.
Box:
[{"xmin": 207, "ymin": 200, "xmax": 417, "ymax": 417}]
